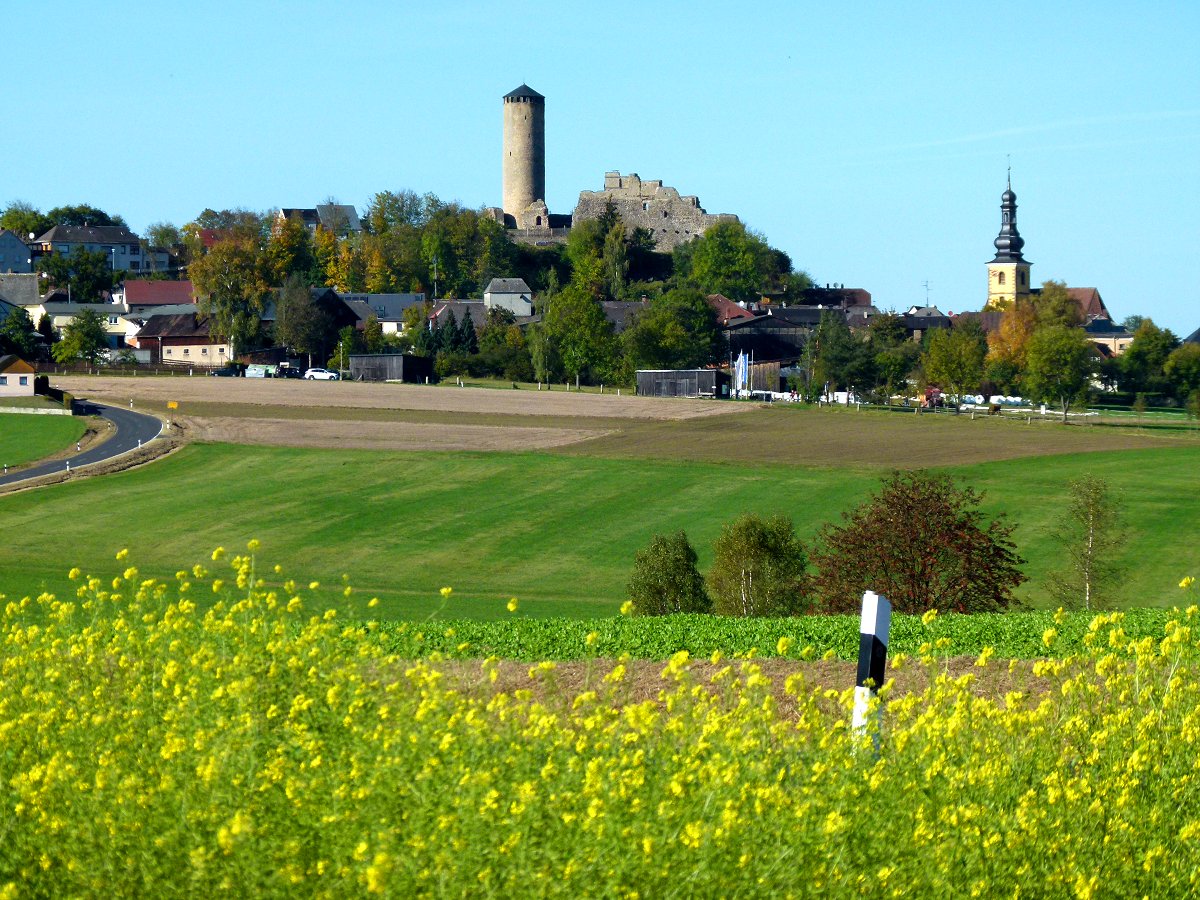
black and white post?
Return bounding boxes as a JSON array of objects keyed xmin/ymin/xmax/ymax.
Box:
[{"xmin": 852, "ymin": 590, "xmax": 891, "ymax": 739}]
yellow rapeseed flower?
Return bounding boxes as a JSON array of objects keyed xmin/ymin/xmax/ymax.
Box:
[
  {"xmin": 776, "ymin": 636, "xmax": 793, "ymax": 656},
  {"xmin": 211, "ymin": 547, "xmax": 225, "ymax": 562},
  {"xmin": 620, "ymin": 600, "xmax": 634, "ymax": 616},
  {"xmin": 507, "ymin": 598, "xmax": 519, "ymax": 613},
  {"xmin": 922, "ymin": 608, "xmax": 938, "ymax": 626},
  {"xmin": 368, "ymin": 597, "xmax": 379, "ymax": 608},
  {"xmin": 115, "ymin": 548, "xmax": 129, "ymax": 561},
  {"xmin": 1180, "ymin": 576, "xmax": 1195, "ymax": 589},
  {"xmin": 247, "ymin": 539, "xmax": 260, "ymax": 553},
  {"xmin": 440, "ymin": 586, "xmax": 453, "ymax": 599}
]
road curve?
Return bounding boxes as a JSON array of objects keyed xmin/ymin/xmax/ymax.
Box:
[{"xmin": 0, "ymin": 402, "xmax": 164, "ymax": 488}]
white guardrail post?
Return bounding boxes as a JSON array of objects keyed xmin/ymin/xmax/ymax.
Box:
[{"xmin": 852, "ymin": 590, "xmax": 891, "ymax": 743}]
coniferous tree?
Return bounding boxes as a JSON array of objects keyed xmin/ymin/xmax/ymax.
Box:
[{"xmin": 456, "ymin": 312, "xmax": 478, "ymax": 355}]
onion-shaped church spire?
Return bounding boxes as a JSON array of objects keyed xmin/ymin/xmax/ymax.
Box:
[{"xmin": 991, "ymin": 171, "xmax": 1027, "ymax": 262}]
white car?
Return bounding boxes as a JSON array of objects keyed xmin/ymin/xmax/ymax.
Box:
[{"xmin": 304, "ymin": 368, "xmax": 340, "ymax": 381}]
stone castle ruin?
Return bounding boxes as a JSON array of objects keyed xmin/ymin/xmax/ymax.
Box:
[
  {"xmin": 486, "ymin": 85, "xmax": 738, "ymax": 250},
  {"xmin": 573, "ymin": 172, "xmax": 739, "ymax": 251}
]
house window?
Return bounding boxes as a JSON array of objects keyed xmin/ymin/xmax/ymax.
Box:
[
  {"xmin": 219, "ymin": 347, "xmax": 225, "ymax": 354},
  {"xmin": 642, "ymin": 202, "xmax": 649, "ymax": 211},
  {"xmin": 166, "ymin": 348, "xmax": 173, "ymax": 355},
  {"xmin": 1019, "ymin": 271, "xmax": 1025, "ymax": 285},
  {"xmin": 0, "ymin": 376, "xmax": 6, "ymax": 385},
  {"xmin": 109, "ymin": 316, "xmax": 118, "ymax": 325},
  {"xmin": 202, "ymin": 348, "xmax": 208, "ymax": 355},
  {"xmin": 997, "ymin": 272, "xmax": 1006, "ymax": 285},
  {"xmin": 19, "ymin": 376, "xmax": 28, "ymax": 386},
  {"xmin": 129, "ymin": 244, "xmax": 139, "ymax": 254},
  {"xmin": 183, "ymin": 349, "xmax": 189, "ymax": 356}
]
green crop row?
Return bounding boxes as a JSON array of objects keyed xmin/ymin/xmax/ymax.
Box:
[{"xmin": 372, "ymin": 606, "xmax": 1176, "ymax": 661}]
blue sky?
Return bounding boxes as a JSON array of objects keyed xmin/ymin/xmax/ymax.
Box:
[{"xmin": 7, "ymin": 1, "xmax": 1198, "ymax": 332}]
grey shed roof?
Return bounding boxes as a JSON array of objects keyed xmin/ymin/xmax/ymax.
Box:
[
  {"xmin": 0, "ymin": 273, "xmax": 41, "ymax": 306},
  {"xmin": 503, "ymin": 84, "xmax": 544, "ymax": 101},
  {"xmin": 1185, "ymin": 326, "xmax": 1200, "ymax": 345},
  {"xmin": 484, "ymin": 278, "xmax": 532, "ymax": 295},
  {"xmin": 35, "ymin": 224, "xmax": 140, "ymax": 244},
  {"xmin": 316, "ymin": 204, "xmax": 362, "ymax": 233}
]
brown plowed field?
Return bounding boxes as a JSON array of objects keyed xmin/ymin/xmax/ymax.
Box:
[
  {"xmin": 174, "ymin": 415, "xmax": 609, "ymax": 452},
  {"xmin": 55, "ymin": 376, "xmax": 741, "ymax": 420},
  {"xmin": 52, "ymin": 375, "xmax": 1179, "ymax": 464}
]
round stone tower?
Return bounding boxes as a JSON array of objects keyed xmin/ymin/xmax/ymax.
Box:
[{"xmin": 502, "ymin": 84, "xmax": 545, "ymax": 226}]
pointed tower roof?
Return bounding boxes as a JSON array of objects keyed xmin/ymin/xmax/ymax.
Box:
[
  {"xmin": 990, "ymin": 175, "xmax": 1028, "ymax": 263},
  {"xmin": 503, "ymin": 84, "xmax": 544, "ymax": 101}
]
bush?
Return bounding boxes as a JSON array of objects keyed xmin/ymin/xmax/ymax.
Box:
[
  {"xmin": 626, "ymin": 531, "xmax": 711, "ymax": 616},
  {"xmin": 707, "ymin": 513, "xmax": 808, "ymax": 617},
  {"xmin": 809, "ymin": 470, "xmax": 1025, "ymax": 614}
]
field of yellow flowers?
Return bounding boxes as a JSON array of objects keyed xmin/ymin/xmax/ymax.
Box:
[{"xmin": 2, "ymin": 546, "xmax": 1199, "ymax": 897}]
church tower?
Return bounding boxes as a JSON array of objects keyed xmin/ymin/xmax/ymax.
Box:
[
  {"xmin": 502, "ymin": 84, "xmax": 546, "ymax": 229},
  {"xmin": 986, "ymin": 177, "xmax": 1032, "ymax": 310}
]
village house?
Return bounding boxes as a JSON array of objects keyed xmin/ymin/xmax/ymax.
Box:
[
  {"xmin": 133, "ymin": 313, "xmax": 229, "ymax": 366},
  {"xmin": 0, "ymin": 229, "xmax": 32, "ymax": 273},
  {"xmin": 0, "ymin": 355, "xmax": 36, "ymax": 397}
]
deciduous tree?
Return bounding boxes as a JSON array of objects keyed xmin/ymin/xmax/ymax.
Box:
[
  {"xmin": 542, "ymin": 285, "xmax": 615, "ymax": 386},
  {"xmin": 621, "ymin": 288, "xmax": 721, "ymax": 371},
  {"xmin": 1024, "ymin": 324, "xmax": 1094, "ymax": 422},
  {"xmin": 627, "ymin": 531, "xmax": 711, "ymax": 616},
  {"xmin": 922, "ymin": 322, "xmax": 986, "ymax": 407},
  {"xmin": 52, "ymin": 307, "xmax": 109, "ymax": 366},
  {"xmin": 36, "ymin": 247, "xmax": 117, "ymax": 302},
  {"xmin": 683, "ymin": 222, "xmax": 774, "ymax": 303},
  {"xmin": 0, "ymin": 200, "xmax": 51, "ymax": 238},
  {"xmin": 1047, "ymin": 474, "xmax": 1124, "ymax": 610},
  {"xmin": 0, "ymin": 307, "xmax": 37, "ymax": 358},
  {"xmin": 190, "ymin": 237, "xmax": 270, "ymax": 357},
  {"xmin": 274, "ymin": 274, "xmax": 333, "ymax": 365},
  {"xmin": 707, "ymin": 513, "xmax": 809, "ymax": 617},
  {"xmin": 1164, "ymin": 343, "xmax": 1200, "ymax": 398},
  {"xmin": 809, "ymin": 471, "xmax": 1025, "ymax": 615}
]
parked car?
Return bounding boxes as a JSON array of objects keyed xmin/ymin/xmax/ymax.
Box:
[
  {"xmin": 277, "ymin": 366, "xmax": 304, "ymax": 379},
  {"xmin": 304, "ymin": 368, "xmax": 340, "ymax": 381},
  {"xmin": 209, "ymin": 365, "xmax": 244, "ymax": 377}
]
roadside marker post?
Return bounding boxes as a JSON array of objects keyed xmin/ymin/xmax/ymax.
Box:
[{"xmin": 852, "ymin": 591, "xmax": 891, "ymax": 744}]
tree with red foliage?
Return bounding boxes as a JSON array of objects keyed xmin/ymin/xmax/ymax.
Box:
[{"xmin": 809, "ymin": 471, "xmax": 1025, "ymax": 615}]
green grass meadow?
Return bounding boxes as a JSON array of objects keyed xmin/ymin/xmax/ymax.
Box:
[
  {"xmin": 0, "ymin": 439, "xmax": 1195, "ymax": 619},
  {"xmin": 0, "ymin": 414, "xmax": 86, "ymax": 467}
]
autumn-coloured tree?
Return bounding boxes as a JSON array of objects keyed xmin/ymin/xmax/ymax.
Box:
[
  {"xmin": 190, "ymin": 237, "xmax": 270, "ymax": 357},
  {"xmin": 809, "ymin": 471, "xmax": 1025, "ymax": 615}
]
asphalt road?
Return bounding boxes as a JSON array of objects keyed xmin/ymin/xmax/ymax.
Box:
[{"xmin": 0, "ymin": 402, "xmax": 163, "ymax": 488}]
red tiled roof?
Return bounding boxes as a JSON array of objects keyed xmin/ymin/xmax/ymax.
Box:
[
  {"xmin": 125, "ymin": 280, "xmax": 195, "ymax": 305},
  {"xmin": 1066, "ymin": 287, "xmax": 1109, "ymax": 320},
  {"xmin": 707, "ymin": 293, "xmax": 755, "ymax": 325}
]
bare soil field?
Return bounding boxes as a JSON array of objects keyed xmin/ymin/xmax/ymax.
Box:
[
  {"xmin": 52, "ymin": 375, "xmax": 1182, "ymax": 464},
  {"xmin": 441, "ymin": 655, "xmax": 1043, "ymax": 721},
  {"xmin": 54, "ymin": 376, "xmax": 742, "ymax": 421},
  {"xmin": 174, "ymin": 415, "xmax": 608, "ymax": 452}
]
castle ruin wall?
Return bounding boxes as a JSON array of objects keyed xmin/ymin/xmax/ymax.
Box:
[{"xmin": 574, "ymin": 172, "xmax": 738, "ymax": 251}]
